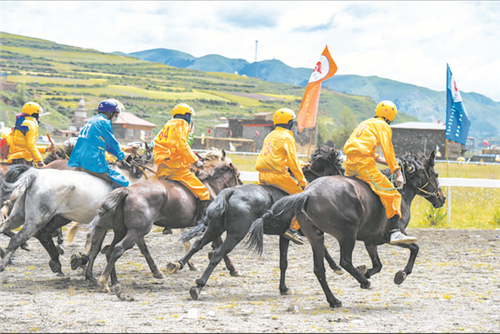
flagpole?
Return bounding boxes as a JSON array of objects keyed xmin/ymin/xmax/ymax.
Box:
[
  {"xmin": 307, "ymin": 126, "xmax": 315, "ymax": 157},
  {"xmin": 445, "ymin": 139, "xmax": 449, "ymax": 177}
]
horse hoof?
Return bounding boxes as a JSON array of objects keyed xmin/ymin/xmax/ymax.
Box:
[
  {"xmin": 101, "ymin": 245, "xmax": 110, "ymax": 254},
  {"xmin": 329, "ymin": 299, "xmax": 342, "ymax": 308},
  {"xmin": 394, "ymin": 270, "xmax": 407, "ymax": 285},
  {"xmin": 189, "ymin": 286, "xmax": 201, "ymax": 300},
  {"xmin": 86, "ymin": 277, "xmax": 98, "ymax": 286},
  {"xmin": 153, "ymin": 271, "xmax": 166, "ymax": 279},
  {"xmin": 280, "ymin": 287, "xmax": 293, "ymax": 296},
  {"xmin": 49, "ymin": 259, "xmax": 62, "ymax": 274},
  {"xmin": 166, "ymin": 262, "xmax": 180, "ymax": 274},
  {"xmin": 188, "ymin": 261, "xmax": 199, "ymax": 271},
  {"xmin": 56, "ymin": 245, "xmax": 65, "ymax": 256},
  {"xmin": 70, "ymin": 254, "xmax": 86, "ymax": 271},
  {"xmin": 333, "ymin": 267, "xmax": 344, "ymax": 275},
  {"xmin": 360, "ymin": 280, "xmax": 372, "ymax": 290},
  {"xmin": 230, "ymin": 270, "xmax": 242, "ymax": 277},
  {"xmin": 356, "ymin": 265, "xmax": 367, "ymax": 276}
]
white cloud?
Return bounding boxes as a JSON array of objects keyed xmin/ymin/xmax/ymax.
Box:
[{"xmin": 1, "ymin": 1, "xmax": 499, "ymax": 101}]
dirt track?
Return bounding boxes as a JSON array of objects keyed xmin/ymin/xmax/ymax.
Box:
[{"xmin": 0, "ymin": 228, "xmax": 499, "ymax": 333}]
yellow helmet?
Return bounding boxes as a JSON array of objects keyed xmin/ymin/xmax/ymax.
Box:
[
  {"xmin": 22, "ymin": 102, "xmax": 43, "ymax": 116},
  {"xmin": 375, "ymin": 100, "xmax": 397, "ymax": 122},
  {"xmin": 172, "ymin": 103, "xmax": 195, "ymax": 117},
  {"xmin": 273, "ymin": 108, "xmax": 296, "ymax": 126}
]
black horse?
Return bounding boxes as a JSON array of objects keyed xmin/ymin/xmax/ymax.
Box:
[
  {"xmin": 247, "ymin": 151, "xmax": 446, "ymax": 308},
  {"xmin": 167, "ymin": 146, "xmax": 346, "ymax": 300}
]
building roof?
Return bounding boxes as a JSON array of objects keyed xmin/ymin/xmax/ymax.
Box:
[
  {"xmin": 391, "ymin": 122, "xmax": 446, "ymax": 130},
  {"xmin": 114, "ymin": 112, "xmax": 156, "ymax": 128}
]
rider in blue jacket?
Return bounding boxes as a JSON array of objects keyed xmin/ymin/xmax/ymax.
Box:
[{"xmin": 68, "ymin": 99, "xmax": 129, "ymax": 188}]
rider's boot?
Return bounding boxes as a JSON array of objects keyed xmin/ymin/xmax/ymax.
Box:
[
  {"xmin": 283, "ymin": 217, "xmax": 305, "ymax": 245},
  {"xmin": 388, "ymin": 215, "xmax": 417, "ymax": 245}
]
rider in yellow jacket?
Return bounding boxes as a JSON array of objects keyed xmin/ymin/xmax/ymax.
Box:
[
  {"xmin": 153, "ymin": 103, "xmax": 211, "ymax": 223},
  {"xmin": 7, "ymin": 102, "xmax": 53, "ymax": 167},
  {"xmin": 256, "ymin": 108, "xmax": 310, "ymax": 245},
  {"xmin": 343, "ymin": 100, "xmax": 416, "ymax": 245}
]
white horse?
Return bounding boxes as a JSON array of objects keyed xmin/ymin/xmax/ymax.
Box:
[{"xmin": 0, "ymin": 158, "xmax": 155, "ymax": 275}]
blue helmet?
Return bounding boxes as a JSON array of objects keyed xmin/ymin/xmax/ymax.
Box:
[{"xmin": 97, "ymin": 99, "xmax": 125, "ymax": 114}]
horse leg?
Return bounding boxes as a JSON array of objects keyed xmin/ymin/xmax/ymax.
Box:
[
  {"xmin": 183, "ymin": 240, "xmax": 199, "ymax": 271},
  {"xmin": 55, "ymin": 227, "xmax": 64, "ymax": 255},
  {"xmin": 338, "ymin": 239, "xmax": 372, "ymax": 289},
  {"xmin": 216, "ymin": 236, "xmax": 241, "ymax": 277},
  {"xmin": 324, "ymin": 245, "xmax": 343, "ymax": 275},
  {"xmin": 70, "ymin": 230, "xmax": 98, "ymax": 270},
  {"xmin": 84, "ymin": 225, "xmax": 108, "ymax": 284},
  {"xmin": 3, "ymin": 231, "xmax": 30, "ymax": 251},
  {"xmin": 33, "ymin": 229, "xmax": 64, "ymax": 276},
  {"xmin": 279, "ymin": 236, "xmax": 292, "ymax": 295},
  {"xmin": 136, "ymin": 236, "xmax": 165, "ymax": 279},
  {"xmin": 189, "ymin": 234, "xmax": 244, "ymax": 300},
  {"xmin": 393, "ymin": 243, "xmax": 419, "ymax": 285},
  {"xmin": 299, "ymin": 222, "xmax": 342, "ymax": 308},
  {"xmin": 99, "ymin": 231, "xmax": 137, "ymax": 293},
  {"xmin": 166, "ymin": 225, "xmax": 223, "ymax": 274},
  {"xmin": 363, "ymin": 243, "xmax": 382, "ymax": 279}
]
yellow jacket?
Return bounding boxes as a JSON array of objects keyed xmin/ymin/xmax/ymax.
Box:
[
  {"xmin": 7, "ymin": 116, "xmax": 46, "ymax": 163},
  {"xmin": 256, "ymin": 126, "xmax": 306, "ymax": 186},
  {"xmin": 153, "ymin": 118, "xmax": 197, "ymax": 169},
  {"xmin": 343, "ymin": 117, "xmax": 400, "ymax": 174}
]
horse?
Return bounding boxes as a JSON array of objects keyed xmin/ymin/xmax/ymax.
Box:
[
  {"xmin": 247, "ymin": 150, "xmax": 446, "ymax": 308},
  {"xmin": 81, "ymin": 160, "xmax": 243, "ymax": 292},
  {"xmin": 68, "ymin": 146, "xmax": 234, "ymax": 272},
  {"xmin": 0, "ymin": 148, "xmax": 157, "ymax": 275},
  {"xmin": 166, "ymin": 146, "xmax": 346, "ymax": 300}
]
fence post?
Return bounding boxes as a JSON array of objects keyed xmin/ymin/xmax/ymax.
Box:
[{"xmin": 447, "ymin": 186, "xmax": 452, "ymax": 225}]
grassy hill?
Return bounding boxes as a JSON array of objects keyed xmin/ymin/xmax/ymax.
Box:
[
  {"xmin": 0, "ymin": 31, "xmax": 417, "ymax": 148},
  {"xmin": 125, "ymin": 47, "xmax": 500, "ymax": 142}
]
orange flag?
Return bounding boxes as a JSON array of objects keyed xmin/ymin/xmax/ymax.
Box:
[{"xmin": 297, "ymin": 46, "xmax": 338, "ymax": 132}]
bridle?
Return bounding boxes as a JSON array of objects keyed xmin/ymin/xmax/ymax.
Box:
[{"xmin": 405, "ymin": 162, "xmax": 440, "ymax": 199}]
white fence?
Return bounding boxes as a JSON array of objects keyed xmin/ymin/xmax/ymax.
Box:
[{"xmin": 238, "ymin": 172, "xmax": 500, "ymax": 225}]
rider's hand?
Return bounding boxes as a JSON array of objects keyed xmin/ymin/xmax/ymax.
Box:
[
  {"xmin": 395, "ymin": 169, "xmax": 404, "ymax": 187},
  {"xmin": 194, "ymin": 160, "xmax": 203, "ymax": 169},
  {"xmin": 125, "ymin": 145, "xmax": 139, "ymax": 155},
  {"xmin": 36, "ymin": 161, "xmax": 45, "ymax": 168},
  {"xmin": 303, "ymin": 163, "xmax": 312, "ymax": 171}
]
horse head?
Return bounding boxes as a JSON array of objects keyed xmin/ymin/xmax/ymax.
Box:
[
  {"xmin": 304, "ymin": 146, "xmax": 345, "ymax": 182},
  {"xmin": 401, "ymin": 150, "xmax": 446, "ymax": 208},
  {"xmin": 196, "ymin": 160, "xmax": 242, "ymax": 191}
]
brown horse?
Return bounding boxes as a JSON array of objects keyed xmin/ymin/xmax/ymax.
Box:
[
  {"xmin": 247, "ymin": 151, "xmax": 446, "ymax": 308},
  {"xmin": 81, "ymin": 160, "xmax": 243, "ymax": 292}
]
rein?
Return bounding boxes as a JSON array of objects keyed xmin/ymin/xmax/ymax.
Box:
[{"xmin": 406, "ymin": 166, "xmax": 440, "ymax": 198}]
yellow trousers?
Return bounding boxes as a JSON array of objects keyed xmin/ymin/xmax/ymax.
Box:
[
  {"xmin": 157, "ymin": 163, "xmax": 210, "ymax": 201},
  {"xmin": 258, "ymin": 171, "xmax": 303, "ymax": 229},
  {"xmin": 345, "ymin": 156, "xmax": 402, "ymax": 218}
]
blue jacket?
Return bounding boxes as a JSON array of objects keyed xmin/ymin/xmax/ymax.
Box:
[{"xmin": 68, "ymin": 114, "xmax": 129, "ymax": 187}]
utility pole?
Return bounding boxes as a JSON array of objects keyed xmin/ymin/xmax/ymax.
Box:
[{"xmin": 254, "ymin": 40, "xmax": 258, "ymax": 78}]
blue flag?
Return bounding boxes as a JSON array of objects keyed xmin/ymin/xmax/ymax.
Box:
[{"xmin": 445, "ymin": 64, "xmax": 470, "ymax": 145}]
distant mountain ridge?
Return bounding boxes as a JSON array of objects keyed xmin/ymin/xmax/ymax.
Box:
[{"xmin": 126, "ymin": 48, "xmax": 500, "ymax": 139}]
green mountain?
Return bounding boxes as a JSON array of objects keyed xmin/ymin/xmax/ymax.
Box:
[
  {"xmin": 2, "ymin": 31, "xmax": 409, "ymax": 149},
  {"xmin": 126, "ymin": 48, "xmax": 500, "ymax": 140}
]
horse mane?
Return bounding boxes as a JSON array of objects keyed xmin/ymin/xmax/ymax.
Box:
[
  {"xmin": 195, "ymin": 161, "xmax": 236, "ymax": 182},
  {"xmin": 43, "ymin": 144, "xmax": 75, "ymax": 164},
  {"xmin": 381, "ymin": 151, "xmax": 427, "ymax": 187},
  {"xmin": 310, "ymin": 146, "xmax": 345, "ymax": 175}
]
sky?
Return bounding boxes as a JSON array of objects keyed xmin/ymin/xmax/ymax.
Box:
[{"xmin": 1, "ymin": 1, "xmax": 499, "ymax": 102}]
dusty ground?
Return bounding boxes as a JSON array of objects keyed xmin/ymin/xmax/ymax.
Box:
[{"xmin": 0, "ymin": 228, "xmax": 499, "ymax": 333}]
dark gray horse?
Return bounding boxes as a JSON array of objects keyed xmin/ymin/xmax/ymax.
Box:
[
  {"xmin": 167, "ymin": 146, "xmax": 346, "ymax": 300},
  {"xmin": 247, "ymin": 151, "xmax": 446, "ymax": 308}
]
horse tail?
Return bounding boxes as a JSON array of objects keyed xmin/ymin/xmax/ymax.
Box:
[
  {"xmin": 66, "ymin": 222, "xmax": 80, "ymax": 244},
  {"xmin": 180, "ymin": 187, "xmax": 236, "ymax": 243},
  {"xmin": 246, "ymin": 192, "xmax": 309, "ymax": 255},
  {"xmin": 0, "ymin": 165, "xmax": 36, "ymax": 217}
]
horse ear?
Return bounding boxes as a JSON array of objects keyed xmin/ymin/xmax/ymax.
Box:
[
  {"xmin": 429, "ymin": 150, "xmax": 436, "ymax": 167},
  {"xmin": 222, "ymin": 149, "xmax": 226, "ymax": 159},
  {"xmin": 145, "ymin": 142, "xmax": 149, "ymax": 150}
]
